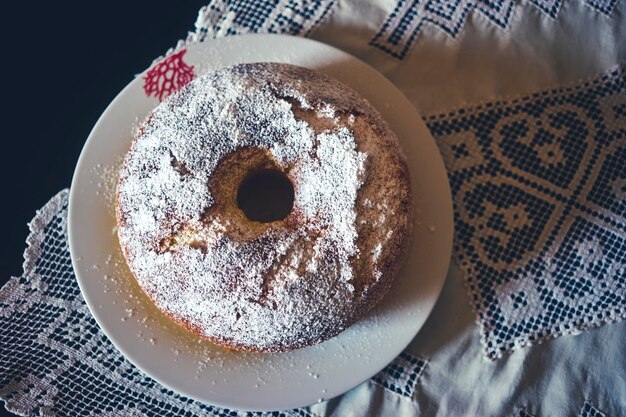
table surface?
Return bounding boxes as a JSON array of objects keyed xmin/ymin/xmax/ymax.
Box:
[
  {"xmin": 1, "ymin": 1, "xmax": 205, "ymax": 283},
  {"xmin": 1, "ymin": 2, "xmax": 204, "ymax": 416}
]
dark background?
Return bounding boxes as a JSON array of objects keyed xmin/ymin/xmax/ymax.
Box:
[{"xmin": 1, "ymin": 2, "xmax": 204, "ymax": 416}]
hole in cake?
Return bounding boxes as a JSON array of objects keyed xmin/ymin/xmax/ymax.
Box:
[{"xmin": 237, "ymin": 169, "xmax": 294, "ymax": 223}]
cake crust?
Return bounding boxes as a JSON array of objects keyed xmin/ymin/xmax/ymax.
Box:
[{"xmin": 116, "ymin": 63, "xmax": 412, "ymax": 352}]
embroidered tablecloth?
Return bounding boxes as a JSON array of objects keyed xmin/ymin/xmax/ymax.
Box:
[{"xmin": 2, "ymin": 0, "xmax": 625, "ymax": 416}]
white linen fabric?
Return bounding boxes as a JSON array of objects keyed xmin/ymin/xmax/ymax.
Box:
[{"xmin": 2, "ymin": 0, "xmax": 625, "ymax": 415}]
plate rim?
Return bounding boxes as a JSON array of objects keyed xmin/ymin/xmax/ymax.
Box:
[{"xmin": 68, "ymin": 33, "xmax": 453, "ymax": 411}]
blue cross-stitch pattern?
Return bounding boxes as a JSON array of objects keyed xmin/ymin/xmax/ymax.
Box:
[
  {"xmin": 425, "ymin": 66, "xmax": 626, "ymax": 359},
  {"xmin": 201, "ymin": 0, "xmax": 335, "ymax": 38},
  {"xmin": 578, "ymin": 401, "xmax": 606, "ymax": 417},
  {"xmin": 371, "ymin": 352, "xmax": 428, "ymax": 398},
  {"xmin": 370, "ymin": 0, "xmax": 620, "ymax": 59}
]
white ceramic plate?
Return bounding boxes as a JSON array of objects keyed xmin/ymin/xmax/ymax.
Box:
[{"xmin": 68, "ymin": 34, "xmax": 453, "ymax": 411}]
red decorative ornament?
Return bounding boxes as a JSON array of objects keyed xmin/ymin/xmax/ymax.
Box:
[{"xmin": 143, "ymin": 50, "xmax": 195, "ymax": 102}]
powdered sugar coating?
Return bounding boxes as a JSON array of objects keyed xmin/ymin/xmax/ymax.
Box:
[{"xmin": 116, "ymin": 63, "xmax": 412, "ymax": 351}]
